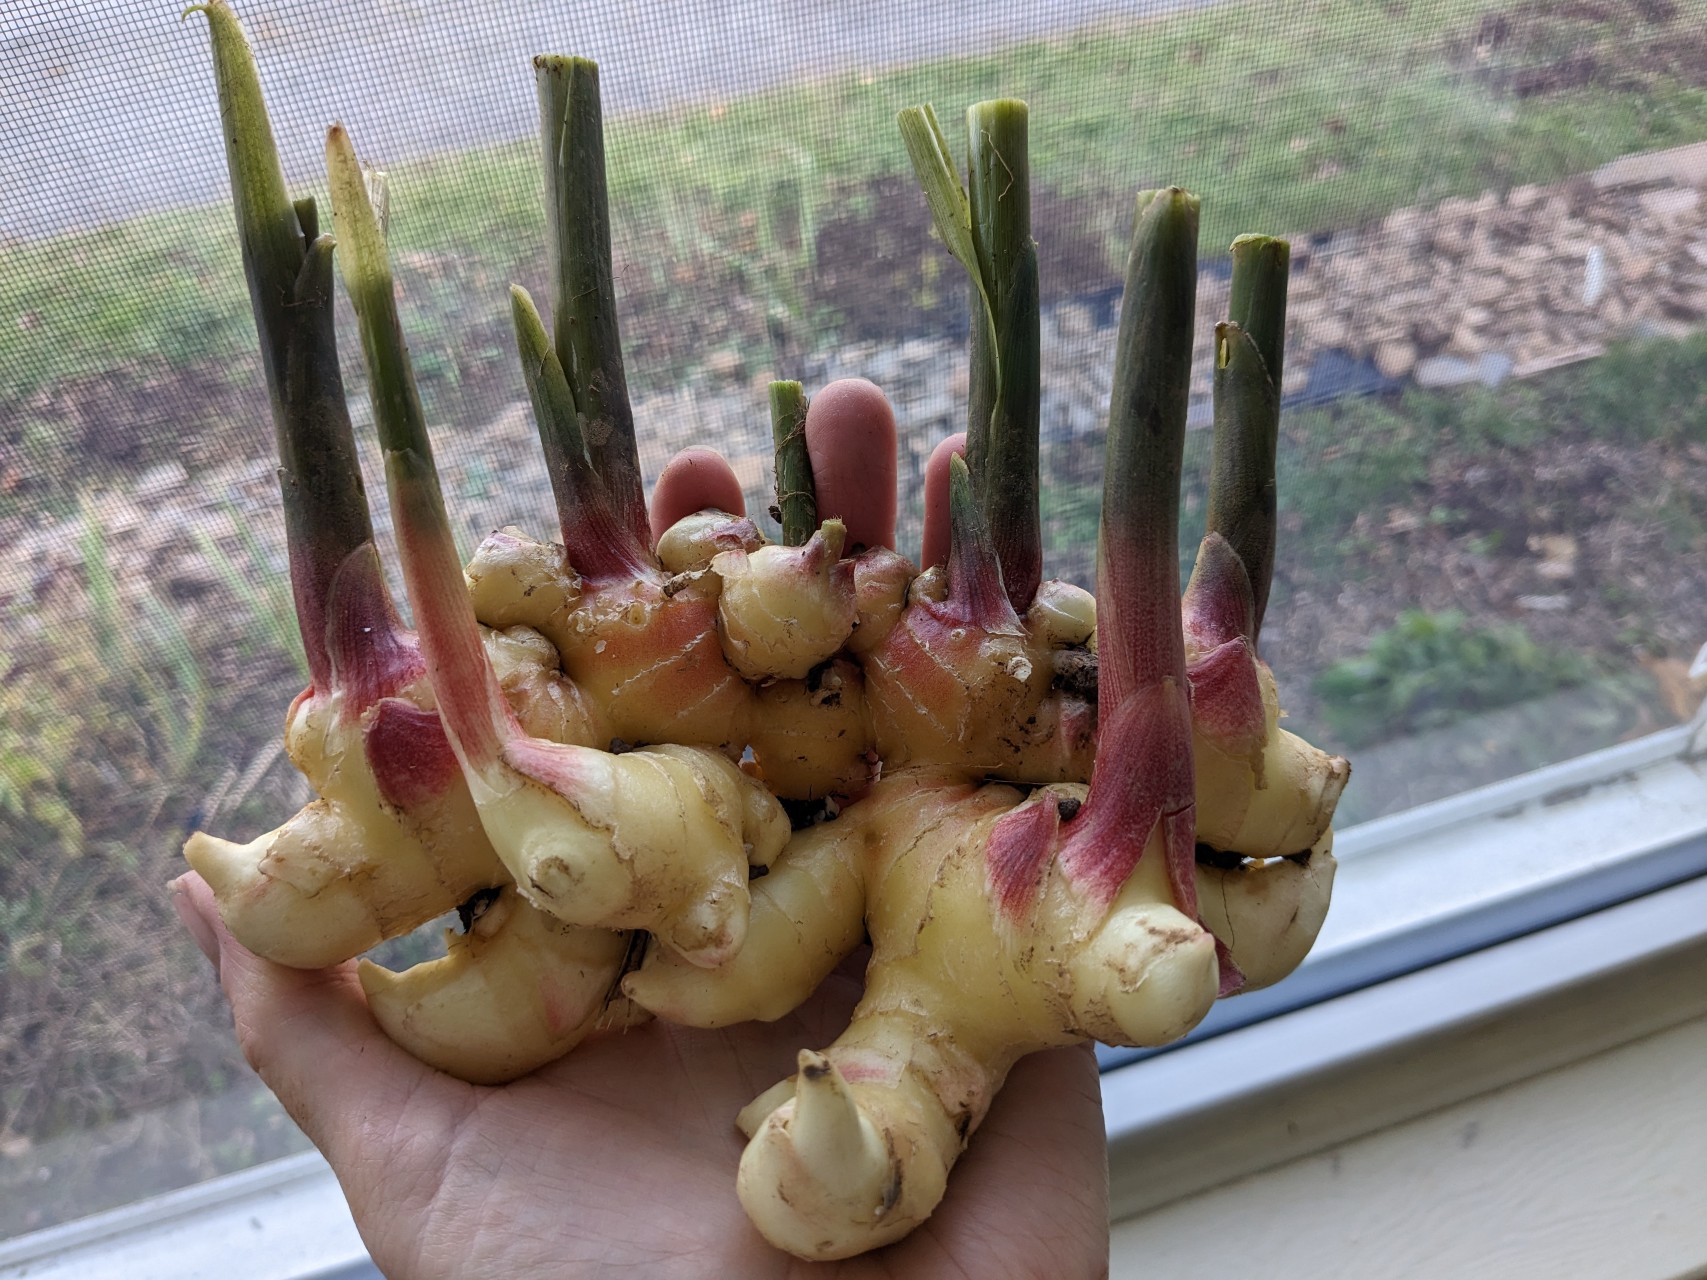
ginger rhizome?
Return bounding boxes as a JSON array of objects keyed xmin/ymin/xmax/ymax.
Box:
[
  {"xmin": 323, "ymin": 122, "xmax": 790, "ymax": 969},
  {"xmin": 627, "ymin": 130, "xmax": 1350, "ymax": 1260},
  {"xmin": 185, "ymin": 4, "xmax": 639, "ymax": 1082},
  {"xmin": 186, "ymin": 5, "xmax": 1350, "ymax": 1262}
]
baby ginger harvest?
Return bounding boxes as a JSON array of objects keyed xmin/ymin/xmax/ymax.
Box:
[{"xmin": 186, "ymin": 2, "xmax": 1347, "ymax": 1260}]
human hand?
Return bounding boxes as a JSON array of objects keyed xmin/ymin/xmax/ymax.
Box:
[{"xmin": 170, "ymin": 379, "xmax": 1110, "ymax": 1278}]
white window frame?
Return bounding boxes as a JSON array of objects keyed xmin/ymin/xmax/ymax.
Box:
[{"xmin": 4, "ymin": 718, "xmax": 1706, "ymax": 1279}]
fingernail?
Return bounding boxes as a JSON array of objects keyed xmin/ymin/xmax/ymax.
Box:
[{"xmin": 169, "ymin": 876, "xmax": 220, "ymax": 970}]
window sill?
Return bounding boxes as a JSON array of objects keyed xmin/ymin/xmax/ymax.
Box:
[
  {"xmin": 1105, "ymin": 872, "xmax": 1707, "ymax": 1222},
  {"xmin": 1104, "ymin": 719, "xmax": 1707, "ymax": 1218},
  {"xmin": 0, "ymin": 1151, "xmax": 373, "ymax": 1280}
]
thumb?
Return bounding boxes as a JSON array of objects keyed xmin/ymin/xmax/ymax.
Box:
[
  {"xmin": 649, "ymin": 446, "xmax": 747, "ymax": 544},
  {"xmin": 169, "ymin": 872, "xmax": 468, "ymax": 1166}
]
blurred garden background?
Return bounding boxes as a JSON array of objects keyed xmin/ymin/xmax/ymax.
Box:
[{"xmin": 5, "ymin": 0, "xmax": 1707, "ymax": 1235}]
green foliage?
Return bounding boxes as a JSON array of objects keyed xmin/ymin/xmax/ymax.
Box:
[
  {"xmin": 1046, "ymin": 328, "xmax": 1707, "ymax": 606},
  {"xmin": 1428, "ymin": 330, "xmax": 1707, "ymax": 449},
  {"xmin": 78, "ymin": 497, "xmax": 209, "ymax": 786},
  {"xmin": 0, "ymin": 499, "xmax": 242, "ymax": 1141},
  {"xmin": 1406, "ymin": 380, "xmax": 1549, "ymax": 451},
  {"xmin": 10, "ymin": 0, "xmax": 1707, "ymax": 417},
  {"xmin": 1314, "ymin": 609, "xmax": 1598, "ymax": 748},
  {"xmin": 1, "ymin": 497, "xmax": 211, "ymax": 914},
  {"xmin": 1276, "ymin": 380, "xmax": 1549, "ymax": 540},
  {"xmin": 1038, "ymin": 475, "xmax": 1100, "ymax": 588},
  {"xmin": 1550, "ymin": 329, "xmax": 1707, "ymax": 444},
  {"xmin": 195, "ymin": 511, "xmax": 309, "ymax": 681},
  {"xmin": 1279, "ymin": 394, "xmax": 1435, "ymax": 542},
  {"xmin": 0, "ymin": 655, "xmax": 84, "ymax": 858},
  {"xmin": 1269, "ymin": 330, "xmax": 1707, "ymax": 587}
]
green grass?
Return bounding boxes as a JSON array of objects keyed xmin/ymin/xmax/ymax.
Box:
[
  {"xmin": 8, "ymin": 0, "xmax": 1707, "ymax": 411},
  {"xmin": 1033, "ymin": 327, "xmax": 1707, "ymax": 673},
  {"xmin": 1313, "ymin": 608, "xmax": 1599, "ymax": 747},
  {"xmin": 1276, "ymin": 330, "xmax": 1707, "ymax": 566}
]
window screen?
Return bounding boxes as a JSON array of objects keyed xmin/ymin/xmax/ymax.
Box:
[{"xmin": 5, "ymin": 0, "xmax": 1707, "ymax": 1236}]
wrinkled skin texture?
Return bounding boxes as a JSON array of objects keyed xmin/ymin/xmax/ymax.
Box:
[{"xmin": 175, "ymin": 395, "xmax": 1113, "ymax": 1277}]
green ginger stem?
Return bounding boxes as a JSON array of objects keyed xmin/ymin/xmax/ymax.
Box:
[
  {"xmin": 897, "ymin": 100, "xmax": 1041, "ymax": 612},
  {"xmin": 944, "ymin": 452, "xmax": 1019, "ymax": 628},
  {"xmin": 769, "ymin": 381, "xmax": 816, "ymax": 547},
  {"xmin": 1206, "ymin": 235, "xmax": 1288, "ymax": 637},
  {"xmin": 534, "ymin": 56, "xmax": 649, "ymax": 554},
  {"xmin": 964, "ymin": 100, "xmax": 1041, "ymax": 612},
  {"xmin": 1227, "ymin": 234, "xmax": 1289, "ymax": 394},
  {"xmin": 511, "ymin": 286, "xmax": 649, "ymax": 580},
  {"xmin": 194, "ymin": 0, "xmax": 376, "ymax": 692},
  {"xmin": 326, "ymin": 125, "xmax": 505, "ymax": 769},
  {"xmin": 1098, "ymin": 188, "xmax": 1199, "ymax": 709}
]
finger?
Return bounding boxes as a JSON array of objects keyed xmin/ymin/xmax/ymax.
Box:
[
  {"xmin": 804, "ymin": 378, "xmax": 898, "ymax": 551},
  {"xmin": 650, "ymin": 446, "xmax": 747, "ymax": 544},
  {"xmin": 168, "ymin": 872, "xmax": 469, "ymax": 1165},
  {"xmin": 920, "ymin": 432, "xmax": 968, "ymax": 567}
]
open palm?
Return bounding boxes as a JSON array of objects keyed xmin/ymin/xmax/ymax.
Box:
[{"xmin": 173, "ymin": 872, "xmax": 1108, "ymax": 1278}]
